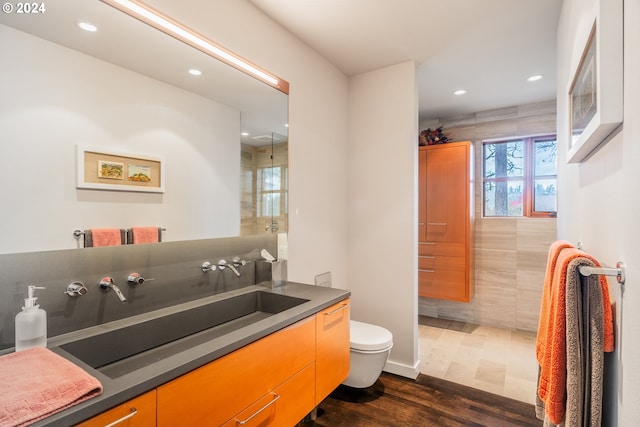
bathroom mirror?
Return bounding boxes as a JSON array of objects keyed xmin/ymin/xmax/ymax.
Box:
[{"xmin": 0, "ymin": 0, "xmax": 288, "ymax": 254}]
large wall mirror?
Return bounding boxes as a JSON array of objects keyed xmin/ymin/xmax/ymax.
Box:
[{"xmin": 0, "ymin": 0, "xmax": 288, "ymax": 255}]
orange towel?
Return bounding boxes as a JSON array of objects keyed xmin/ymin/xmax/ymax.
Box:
[
  {"xmin": 0, "ymin": 347, "xmax": 103, "ymax": 426},
  {"xmin": 536, "ymin": 240, "xmax": 574, "ymax": 362},
  {"xmin": 536, "ymin": 245, "xmax": 615, "ymax": 424},
  {"xmin": 89, "ymin": 228, "xmax": 123, "ymax": 247},
  {"xmin": 130, "ymin": 226, "xmax": 160, "ymax": 244}
]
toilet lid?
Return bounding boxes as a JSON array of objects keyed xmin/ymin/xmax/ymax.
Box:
[{"xmin": 350, "ymin": 320, "xmax": 393, "ymax": 351}]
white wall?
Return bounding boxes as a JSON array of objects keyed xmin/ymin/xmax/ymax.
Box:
[
  {"xmin": 0, "ymin": 25, "xmax": 240, "ymax": 254},
  {"xmin": 557, "ymin": 0, "xmax": 640, "ymax": 424},
  {"xmin": 347, "ymin": 61, "xmax": 420, "ymax": 378}
]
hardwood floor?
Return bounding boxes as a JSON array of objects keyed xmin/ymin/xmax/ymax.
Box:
[{"xmin": 300, "ymin": 372, "xmax": 540, "ymax": 427}]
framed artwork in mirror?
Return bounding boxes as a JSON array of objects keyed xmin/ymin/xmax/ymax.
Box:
[
  {"xmin": 566, "ymin": 0, "xmax": 623, "ymax": 163},
  {"xmin": 77, "ymin": 145, "xmax": 165, "ymax": 193}
]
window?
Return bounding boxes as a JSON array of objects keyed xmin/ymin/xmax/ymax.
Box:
[
  {"xmin": 483, "ymin": 136, "xmax": 557, "ymax": 217},
  {"xmin": 257, "ymin": 166, "xmax": 288, "ymax": 218}
]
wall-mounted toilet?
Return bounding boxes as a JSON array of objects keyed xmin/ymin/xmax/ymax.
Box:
[{"xmin": 343, "ymin": 320, "xmax": 393, "ymax": 388}]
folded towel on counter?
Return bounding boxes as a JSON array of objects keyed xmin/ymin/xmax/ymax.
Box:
[
  {"xmin": 83, "ymin": 228, "xmax": 126, "ymax": 247},
  {"xmin": 0, "ymin": 347, "xmax": 103, "ymax": 426},
  {"xmin": 127, "ymin": 226, "xmax": 162, "ymax": 244}
]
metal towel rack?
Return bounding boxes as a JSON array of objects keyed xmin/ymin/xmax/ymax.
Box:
[
  {"xmin": 73, "ymin": 228, "xmax": 166, "ymax": 239},
  {"xmin": 579, "ymin": 261, "xmax": 626, "ymax": 285}
]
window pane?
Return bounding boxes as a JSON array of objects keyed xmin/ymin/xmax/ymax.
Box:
[
  {"xmin": 261, "ymin": 167, "xmax": 281, "ymax": 191},
  {"xmin": 534, "ymin": 179, "xmax": 557, "ymax": 212},
  {"xmin": 484, "ymin": 141, "xmax": 524, "ymax": 178},
  {"xmin": 261, "ymin": 193, "xmax": 273, "ymax": 217},
  {"xmin": 484, "ymin": 180, "xmax": 523, "ymax": 216},
  {"xmin": 534, "ymin": 140, "xmax": 557, "ymax": 176}
]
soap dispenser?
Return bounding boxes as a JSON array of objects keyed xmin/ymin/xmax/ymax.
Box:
[{"xmin": 14, "ymin": 286, "xmax": 47, "ymax": 352}]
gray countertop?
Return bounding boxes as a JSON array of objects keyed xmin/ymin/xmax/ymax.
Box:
[{"xmin": 30, "ymin": 282, "xmax": 350, "ymax": 427}]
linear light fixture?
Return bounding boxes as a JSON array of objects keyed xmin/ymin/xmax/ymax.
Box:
[{"xmin": 100, "ymin": 0, "xmax": 288, "ymax": 93}]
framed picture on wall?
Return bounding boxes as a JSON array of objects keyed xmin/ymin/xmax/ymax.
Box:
[
  {"xmin": 566, "ymin": 0, "xmax": 623, "ymax": 164},
  {"xmin": 77, "ymin": 145, "xmax": 165, "ymax": 193}
]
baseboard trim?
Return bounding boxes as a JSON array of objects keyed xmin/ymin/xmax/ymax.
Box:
[{"xmin": 383, "ymin": 358, "xmax": 420, "ymax": 380}]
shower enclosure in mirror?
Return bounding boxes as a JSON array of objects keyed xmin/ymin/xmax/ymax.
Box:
[{"xmin": 0, "ymin": 0, "xmax": 288, "ymax": 254}]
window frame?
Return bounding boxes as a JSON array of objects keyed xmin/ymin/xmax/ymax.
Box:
[{"xmin": 482, "ymin": 135, "xmax": 557, "ymax": 218}]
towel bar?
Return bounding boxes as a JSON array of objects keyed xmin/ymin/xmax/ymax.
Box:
[
  {"xmin": 579, "ymin": 261, "xmax": 625, "ymax": 285},
  {"xmin": 74, "ymin": 228, "xmax": 166, "ymax": 239}
]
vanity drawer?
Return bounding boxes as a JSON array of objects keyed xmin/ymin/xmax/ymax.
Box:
[
  {"xmin": 74, "ymin": 390, "xmax": 156, "ymax": 427},
  {"xmin": 157, "ymin": 316, "xmax": 315, "ymax": 427},
  {"xmin": 418, "ymin": 241, "xmax": 465, "ymax": 257},
  {"xmin": 221, "ymin": 363, "xmax": 315, "ymax": 427},
  {"xmin": 418, "ymin": 269, "xmax": 467, "ymax": 301}
]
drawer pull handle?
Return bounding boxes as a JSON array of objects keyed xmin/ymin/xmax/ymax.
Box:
[
  {"xmin": 104, "ymin": 408, "xmax": 138, "ymax": 427},
  {"xmin": 236, "ymin": 393, "xmax": 280, "ymax": 425},
  {"xmin": 427, "ymin": 222, "xmax": 447, "ymax": 226},
  {"xmin": 418, "ymin": 256, "xmax": 435, "ymax": 259},
  {"xmin": 419, "ymin": 242, "xmax": 435, "ymax": 245},
  {"xmin": 325, "ymin": 303, "xmax": 349, "ymax": 316},
  {"xmin": 419, "ymin": 269, "xmax": 435, "ymax": 273}
]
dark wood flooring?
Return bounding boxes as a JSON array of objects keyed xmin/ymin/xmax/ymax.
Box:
[{"xmin": 300, "ymin": 372, "xmax": 540, "ymax": 427}]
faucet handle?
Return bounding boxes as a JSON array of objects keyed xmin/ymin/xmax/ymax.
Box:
[
  {"xmin": 65, "ymin": 281, "xmax": 88, "ymax": 297},
  {"xmin": 99, "ymin": 276, "xmax": 114, "ymax": 290},
  {"xmin": 127, "ymin": 273, "xmax": 154, "ymax": 285},
  {"xmin": 202, "ymin": 261, "xmax": 217, "ymax": 273},
  {"xmin": 232, "ymin": 257, "xmax": 247, "ymax": 267}
]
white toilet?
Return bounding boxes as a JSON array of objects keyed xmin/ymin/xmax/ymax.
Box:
[{"xmin": 343, "ymin": 320, "xmax": 393, "ymax": 388}]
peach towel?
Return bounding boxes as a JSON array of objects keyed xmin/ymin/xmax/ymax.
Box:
[
  {"xmin": 89, "ymin": 228, "xmax": 123, "ymax": 247},
  {"xmin": 536, "ymin": 244, "xmax": 615, "ymax": 424},
  {"xmin": 0, "ymin": 347, "xmax": 103, "ymax": 426},
  {"xmin": 130, "ymin": 226, "xmax": 160, "ymax": 244}
]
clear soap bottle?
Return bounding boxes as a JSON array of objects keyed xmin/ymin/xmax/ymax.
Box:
[{"xmin": 15, "ymin": 285, "xmax": 47, "ymax": 352}]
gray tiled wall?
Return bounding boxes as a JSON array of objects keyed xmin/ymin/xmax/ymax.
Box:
[{"xmin": 0, "ymin": 235, "xmax": 277, "ymax": 350}]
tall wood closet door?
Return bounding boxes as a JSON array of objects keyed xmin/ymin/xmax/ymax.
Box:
[{"xmin": 418, "ymin": 141, "xmax": 474, "ymax": 302}]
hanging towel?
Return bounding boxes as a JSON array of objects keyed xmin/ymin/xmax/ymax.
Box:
[
  {"xmin": 535, "ymin": 246, "xmax": 615, "ymax": 425},
  {"xmin": 536, "ymin": 240, "xmax": 575, "ymax": 363},
  {"xmin": 128, "ymin": 226, "xmax": 161, "ymax": 244},
  {"xmin": 0, "ymin": 347, "xmax": 103, "ymax": 427},
  {"xmin": 84, "ymin": 228, "xmax": 126, "ymax": 247}
]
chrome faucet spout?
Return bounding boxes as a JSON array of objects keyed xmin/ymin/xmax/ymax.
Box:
[
  {"xmin": 217, "ymin": 259, "xmax": 241, "ymax": 277},
  {"xmin": 99, "ymin": 277, "xmax": 127, "ymax": 303}
]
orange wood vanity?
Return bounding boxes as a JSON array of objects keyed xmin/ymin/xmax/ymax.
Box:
[{"xmin": 74, "ymin": 299, "xmax": 350, "ymax": 427}]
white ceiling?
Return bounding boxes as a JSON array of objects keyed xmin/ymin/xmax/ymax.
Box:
[{"xmin": 249, "ymin": 0, "xmax": 563, "ymax": 121}]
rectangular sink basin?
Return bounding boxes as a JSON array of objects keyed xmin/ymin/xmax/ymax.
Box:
[{"xmin": 60, "ymin": 291, "xmax": 308, "ymax": 378}]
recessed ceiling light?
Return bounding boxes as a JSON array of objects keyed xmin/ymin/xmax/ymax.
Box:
[
  {"xmin": 453, "ymin": 89, "xmax": 467, "ymax": 96},
  {"xmin": 188, "ymin": 69, "xmax": 202, "ymax": 76},
  {"xmin": 528, "ymin": 74, "xmax": 544, "ymax": 82},
  {"xmin": 76, "ymin": 22, "xmax": 98, "ymax": 32},
  {"xmin": 241, "ymin": 132, "xmax": 249, "ymax": 136}
]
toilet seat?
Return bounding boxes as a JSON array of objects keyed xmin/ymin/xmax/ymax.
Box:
[{"xmin": 350, "ymin": 320, "xmax": 393, "ymax": 351}]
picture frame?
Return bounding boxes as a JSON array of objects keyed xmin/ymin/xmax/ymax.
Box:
[
  {"xmin": 566, "ymin": 0, "xmax": 623, "ymax": 164},
  {"xmin": 77, "ymin": 145, "xmax": 165, "ymax": 193}
]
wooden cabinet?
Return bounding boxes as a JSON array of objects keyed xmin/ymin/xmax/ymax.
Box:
[
  {"xmin": 418, "ymin": 142, "xmax": 474, "ymax": 302},
  {"xmin": 74, "ymin": 297, "xmax": 350, "ymax": 427},
  {"xmin": 74, "ymin": 390, "xmax": 156, "ymax": 427},
  {"xmin": 315, "ymin": 299, "xmax": 350, "ymax": 405}
]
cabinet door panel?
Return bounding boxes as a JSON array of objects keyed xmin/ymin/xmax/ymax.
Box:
[
  {"xmin": 315, "ymin": 300, "xmax": 350, "ymax": 405},
  {"xmin": 222, "ymin": 363, "xmax": 316, "ymax": 427},
  {"xmin": 419, "ymin": 266, "xmax": 467, "ymax": 301},
  {"xmin": 425, "ymin": 144, "xmax": 468, "ymax": 243}
]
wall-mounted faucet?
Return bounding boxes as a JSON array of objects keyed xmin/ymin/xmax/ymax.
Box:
[
  {"xmin": 218, "ymin": 259, "xmax": 240, "ymax": 277},
  {"xmin": 99, "ymin": 276, "xmax": 127, "ymax": 303}
]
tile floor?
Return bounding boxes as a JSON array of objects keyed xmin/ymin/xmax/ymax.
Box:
[{"xmin": 418, "ymin": 316, "xmax": 539, "ymax": 404}]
